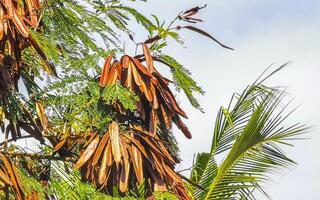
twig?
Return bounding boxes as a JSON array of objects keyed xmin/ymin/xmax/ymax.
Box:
[
  {"xmin": 1, "ymin": 151, "xmax": 76, "ymax": 163},
  {"xmin": 0, "ymin": 134, "xmax": 49, "ymax": 147},
  {"xmin": 177, "ymin": 166, "xmax": 194, "ymax": 173},
  {"xmin": 179, "ymin": 174, "xmax": 206, "ymax": 191}
]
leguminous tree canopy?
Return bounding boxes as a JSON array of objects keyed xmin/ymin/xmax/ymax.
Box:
[{"xmin": 0, "ymin": 1, "xmax": 306, "ymax": 199}]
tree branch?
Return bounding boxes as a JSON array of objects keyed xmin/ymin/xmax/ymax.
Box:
[{"xmin": 1, "ymin": 151, "xmax": 76, "ymax": 163}]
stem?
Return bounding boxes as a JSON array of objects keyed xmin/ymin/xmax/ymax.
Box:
[
  {"xmin": 177, "ymin": 166, "xmax": 193, "ymax": 173},
  {"xmin": 167, "ymin": 13, "xmax": 181, "ymax": 30},
  {"xmin": 4, "ymin": 124, "xmax": 9, "ymax": 200},
  {"xmin": 4, "ymin": 186, "xmax": 9, "ymax": 200},
  {"xmin": 148, "ymin": 12, "xmax": 182, "ymax": 50},
  {"xmin": 0, "ymin": 134, "xmax": 50, "ymax": 148},
  {"xmin": 1, "ymin": 151, "xmax": 76, "ymax": 163}
]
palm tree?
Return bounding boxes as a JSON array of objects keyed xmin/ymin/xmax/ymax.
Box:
[{"xmin": 190, "ymin": 65, "xmax": 308, "ymax": 199}]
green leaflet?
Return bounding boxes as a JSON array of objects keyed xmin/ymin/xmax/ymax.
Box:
[
  {"xmin": 160, "ymin": 55, "xmax": 205, "ymax": 111},
  {"xmin": 19, "ymin": 169, "xmax": 46, "ymax": 200},
  {"xmin": 102, "ymin": 83, "xmax": 138, "ymax": 111}
]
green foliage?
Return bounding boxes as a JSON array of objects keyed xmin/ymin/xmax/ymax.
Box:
[
  {"xmin": 49, "ymin": 162, "xmax": 113, "ymax": 199},
  {"xmin": 190, "ymin": 153, "xmax": 215, "ymax": 184},
  {"xmin": 154, "ymin": 192, "xmax": 179, "ymax": 200},
  {"xmin": 19, "ymin": 169, "xmax": 46, "ymax": 199},
  {"xmin": 102, "ymin": 83, "xmax": 138, "ymax": 111},
  {"xmin": 46, "ymin": 79, "xmax": 138, "ymax": 134},
  {"xmin": 104, "ymin": 5, "xmax": 155, "ymax": 33},
  {"xmin": 160, "ymin": 55, "xmax": 205, "ymax": 111}
]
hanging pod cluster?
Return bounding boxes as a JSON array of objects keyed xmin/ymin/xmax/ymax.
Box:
[
  {"xmin": 66, "ymin": 44, "xmax": 193, "ymax": 199},
  {"xmin": 0, "ymin": 0, "xmax": 55, "ymax": 75},
  {"xmin": 71, "ymin": 121, "xmax": 189, "ymax": 199},
  {"xmin": 0, "ymin": 152, "xmax": 25, "ymax": 199},
  {"xmin": 0, "ymin": 0, "xmax": 55, "ymax": 142},
  {"xmin": 0, "ymin": 1, "xmax": 51, "ymax": 199},
  {"xmin": 99, "ymin": 44, "xmax": 191, "ymax": 139},
  {"xmin": 0, "ymin": 152, "xmax": 42, "ymax": 199}
]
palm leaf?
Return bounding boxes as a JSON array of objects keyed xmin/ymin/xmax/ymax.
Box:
[{"xmin": 193, "ymin": 67, "xmax": 308, "ymax": 199}]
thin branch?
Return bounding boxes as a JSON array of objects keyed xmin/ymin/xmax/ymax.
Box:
[
  {"xmin": 179, "ymin": 173, "xmax": 206, "ymax": 191},
  {"xmin": 177, "ymin": 166, "xmax": 194, "ymax": 173},
  {"xmin": 1, "ymin": 151, "xmax": 76, "ymax": 163}
]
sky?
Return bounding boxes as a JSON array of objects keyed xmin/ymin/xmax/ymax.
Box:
[
  {"xmin": 0, "ymin": 1, "xmax": 318, "ymax": 199},
  {"xmin": 126, "ymin": 0, "xmax": 320, "ymax": 199}
]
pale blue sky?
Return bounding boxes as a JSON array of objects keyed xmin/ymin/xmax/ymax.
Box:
[
  {"xmin": 4, "ymin": 1, "xmax": 318, "ymax": 199},
  {"xmin": 126, "ymin": 1, "xmax": 320, "ymax": 199}
]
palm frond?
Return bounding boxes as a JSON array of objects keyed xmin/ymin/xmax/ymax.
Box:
[{"xmin": 193, "ymin": 67, "xmax": 308, "ymax": 199}]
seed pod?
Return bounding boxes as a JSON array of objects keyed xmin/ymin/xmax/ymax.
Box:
[
  {"xmin": 142, "ymin": 43, "xmax": 154, "ymax": 73},
  {"xmin": 125, "ymin": 61, "xmax": 133, "ymax": 89},
  {"xmin": 119, "ymin": 138, "xmax": 130, "ymax": 192},
  {"xmin": 12, "ymin": 9, "xmax": 29, "ymax": 37},
  {"xmin": 110, "ymin": 121, "xmax": 121, "ymax": 165},
  {"xmin": 75, "ymin": 136, "xmax": 100, "ymax": 169},
  {"xmin": 99, "ymin": 55, "xmax": 113, "ymax": 87},
  {"xmin": 98, "ymin": 140, "xmax": 110, "ymax": 185},
  {"xmin": 0, "ymin": 169, "xmax": 12, "ymax": 185},
  {"xmin": 35, "ymin": 102, "xmax": 48, "ymax": 130},
  {"xmin": 92, "ymin": 133, "xmax": 109, "ymax": 166},
  {"xmin": 53, "ymin": 139, "xmax": 67, "ymax": 152},
  {"xmin": 5, "ymin": 0, "xmax": 13, "ymax": 18},
  {"xmin": 0, "ymin": 7, "xmax": 4, "ymax": 40},
  {"xmin": 25, "ymin": 0, "xmax": 38, "ymax": 27},
  {"xmin": 131, "ymin": 145, "xmax": 143, "ymax": 184}
]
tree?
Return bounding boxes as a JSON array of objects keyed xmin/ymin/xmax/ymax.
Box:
[{"xmin": 0, "ymin": 0, "xmax": 307, "ymax": 199}]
